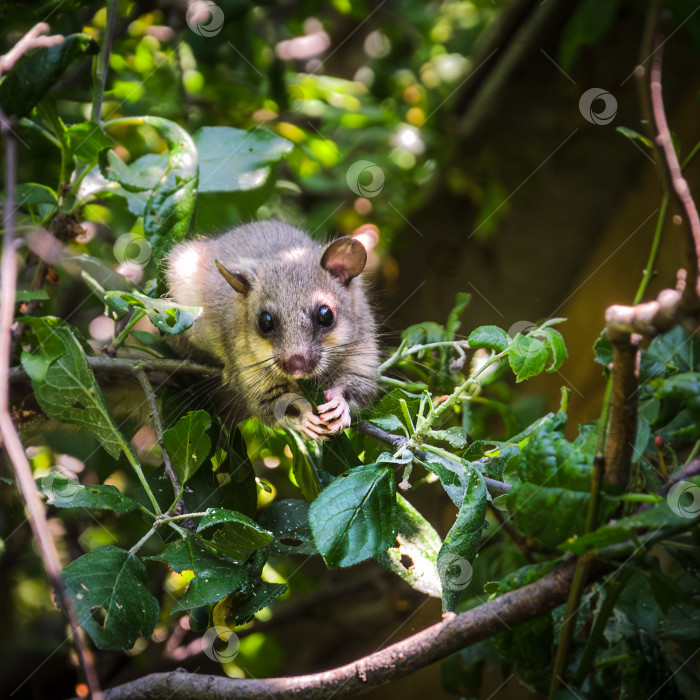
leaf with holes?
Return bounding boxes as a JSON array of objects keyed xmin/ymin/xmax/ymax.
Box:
[
  {"xmin": 309, "ymin": 463, "xmax": 397, "ymax": 568},
  {"xmin": 378, "ymin": 494, "xmax": 441, "ymax": 597},
  {"xmin": 62, "ymin": 546, "xmax": 158, "ymax": 650},
  {"xmin": 162, "ymin": 410, "xmax": 212, "ymax": 485},
  {"xmin": 197, "ymin": 508, "xmax": 273, "ymax": 561},
  {"xmin": 258, "ymin": 499, "xmax": 317, "ymax": 555}
]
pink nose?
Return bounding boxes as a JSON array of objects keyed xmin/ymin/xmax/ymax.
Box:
[{"xmin": 282, "ymin": 354, "xmax": 315, "ymax": 376}]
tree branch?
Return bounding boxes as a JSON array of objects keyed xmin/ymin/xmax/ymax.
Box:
[
  {"xmin": 637, "ymin": 3, "xmax": 700, "ymax": 307},
  {"xmin": 602, "ymin": 333, "xmax": 640, "ymax": 489},
  {"xmin": 0, "ymin": 26, "xmax": 103, "ymax": 700},
  {"xmin": 101, "ymin": 557, "xmax": 583, "ymax": 700}
]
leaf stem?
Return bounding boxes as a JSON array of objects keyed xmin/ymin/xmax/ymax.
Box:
[
  {"xmin": 633, "ymin": 195, "xmax": 668, "ymax": 305},
  {"xmin": 91, "ymin": 0, "xmax": 118, "ymax": 123}
]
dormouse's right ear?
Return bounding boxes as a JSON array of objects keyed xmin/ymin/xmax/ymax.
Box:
[
  {"xmin": 320, "ymin": 236, "xmax": 367, "ymax": 285},
  {"xmin": 215, "ymin": 259, "xmax": 251, "ymax": 296}
]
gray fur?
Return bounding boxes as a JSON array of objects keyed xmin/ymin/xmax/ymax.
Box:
[{"xmin": 165, "ymin": 221, "xmax": 379, "ymax": 427}]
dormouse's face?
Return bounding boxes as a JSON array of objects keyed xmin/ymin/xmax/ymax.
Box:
[{"xmin": 214, "ymin": 236, "xmax": 367, "ymax": 380}]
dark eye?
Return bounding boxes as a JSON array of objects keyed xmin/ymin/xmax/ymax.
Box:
[
  {"xmin": 317, "ymin": 305, "xmax": 334, "ymax": 327},
  {"xmin": 258, "ymin": 311, "xmax": 274, "ymax": 334}
]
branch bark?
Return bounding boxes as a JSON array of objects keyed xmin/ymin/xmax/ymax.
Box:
[
  {"xmin": 0, "ymin": 25, "xmax": 103, "ymax": 700},
  {"xmin": 101, "ymin": 557, "xmax": 583, "ymax": 700},
  {"xmin": 602, "ymin": 333, "xmax": 640, "ymax": 489}
]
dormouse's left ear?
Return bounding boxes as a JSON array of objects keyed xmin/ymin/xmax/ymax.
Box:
[{"xmin": 320, "ymin": 236, "xmax": 367, "ymax": 285}]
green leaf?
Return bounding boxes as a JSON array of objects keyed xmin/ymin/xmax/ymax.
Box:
[
  {"xmin": 493, "ymin": 616, "xmax": 553, "ymax": 693},
  {"xmin": 0, "ymin": 33, "xmax": 99, "ymax": 118},
  {"xmin": 192, "ymin": 126, "xmax": 293, "ymax": 193},
  {"xmin": 20, "ymin": 317, "xmax": 128, "ymax": 459},
  {"xmin": 558, "ymin": 0, "xmax": 622, "ymax": 71},
  {"xmin": 197, "ymin": 507, "xmax": 273, "ymax": 561},
  {"xmin": 62, "ymin": 546, "xmax": 158, "ymax": 650},
  {"xmin": 421, "ymin": 452, "xmax": 467, "ymax": 506},
  {"xmin": 16, "ymin": 183, "xmax": 58, "ymax": 207},
  {"xmin": 162, "ymin": 410, "xmax": 212, "ymax": 485},
  {"xmin": 369, "ymin": 389, "xmax": 422, "ymax": 433},
  {"xmin": 15, "ymin": 288, "xmax": 50, "ymax": 302},
  {"xmin": 593, "ymin": 331, "xmax": 613, "ymax": 367},
  {"xmin": 38, "ymin": 473, "xmax": 141, "ymax": 512},
  {"xmin": 507, "ymin": 424, "xmax": 592, "ymax": 548},
  {"xmin": 258, "ymin": 499, "xmax": 317, "ymax": 555},
  {"xmin": 378, "ymin": 494, "xmax": 442, "ymax": 597},
  {"xmin": 105, "ymin": 290, "xmax": 202, "ymax": 335},
  {"xmin": 148, "ymin": 535, "xmax": 248, "ymax": 614},
  {"xmin": 545, "ymin": 328, "xmax": 568, "ymax": 372},
  {"xmin": 287, "ymin": 434, "xmax": 321, "ymax": 501},
  {"xmin": 402, "ymin": 321, "xmax": 446, "ymax": 346},
  {"xmin": 617, "ymin": 126, "xmax": 653, "ymax": 150},
  {"xmin": 368, "ymin": 414, "xmax": 404, "ymax": 431},
  {"xmin": 445, "ymin": 292, "xmax": 471, "ymax": 339},
  {"xmin": 468, "ymin": 325, "xmax": 510, "ymax": 353},
  {"xmin": 103, "ymin": 116, "xmax": 198, "ymax": 264},
  {"xmin": 484, "ymin": 559, "xmax": 560, "ymax": 596},
  {"xmin": 83, "ymin": 271, "xmax": 202, "ymax": 333},
  {"xmin": 321, "ymin": 433, "xmax": 361, "ymax": 476},
  {"xmin": 309, "ymin": 463, "xmax": 397, "ymax": 568},
  {"xmin": 438, "ymin": 467, "xmax": 488, "ymax": 611},
  {"xmin": 561, "ymin": 479, "xmax": 700, "ymax": 554},
  {"xmin": 65, "ymin": 122, "xmax": 115, "ymax": 164},
  {"xmin": 508, "ymin": 333, "xmax": 548, "ymax": 382},
  {"xmin": 431, "ymin": 426, "xmax": 468, "ymax": 449}
]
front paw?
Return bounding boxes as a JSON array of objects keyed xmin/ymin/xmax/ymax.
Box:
[
  {"xmin": 297, "ymin": 410, "xmax": 330, "ymax": 441},
  {"xmin": 317, "ymin": 391, "xmax": 351, "ymax": 435}
]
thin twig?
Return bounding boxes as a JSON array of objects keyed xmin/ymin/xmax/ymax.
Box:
[
  {"xmin": 134, "ymin": 368, "xmax": 183, "ymax": 511},
  {"xmin": 10, "ymin": 355, "xmax": 221, "ymax": 382},
  {"xmin": 637, "ymin": 1, "xmax": 700, "ymax": 306},
  {"xmin": 356, "ymin": 421, "xmax": 511, "ymax": 497},
  {"xmin": 0, "ymin": 23, "xmax": 62, "ymax": 74},
  {"xmin": 91, "ymin": 0, "xmax": 118, "ymax": 122},
  {"xmin": 0, "ymin": 29, "xmax": 103, "ymax": 698}
]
